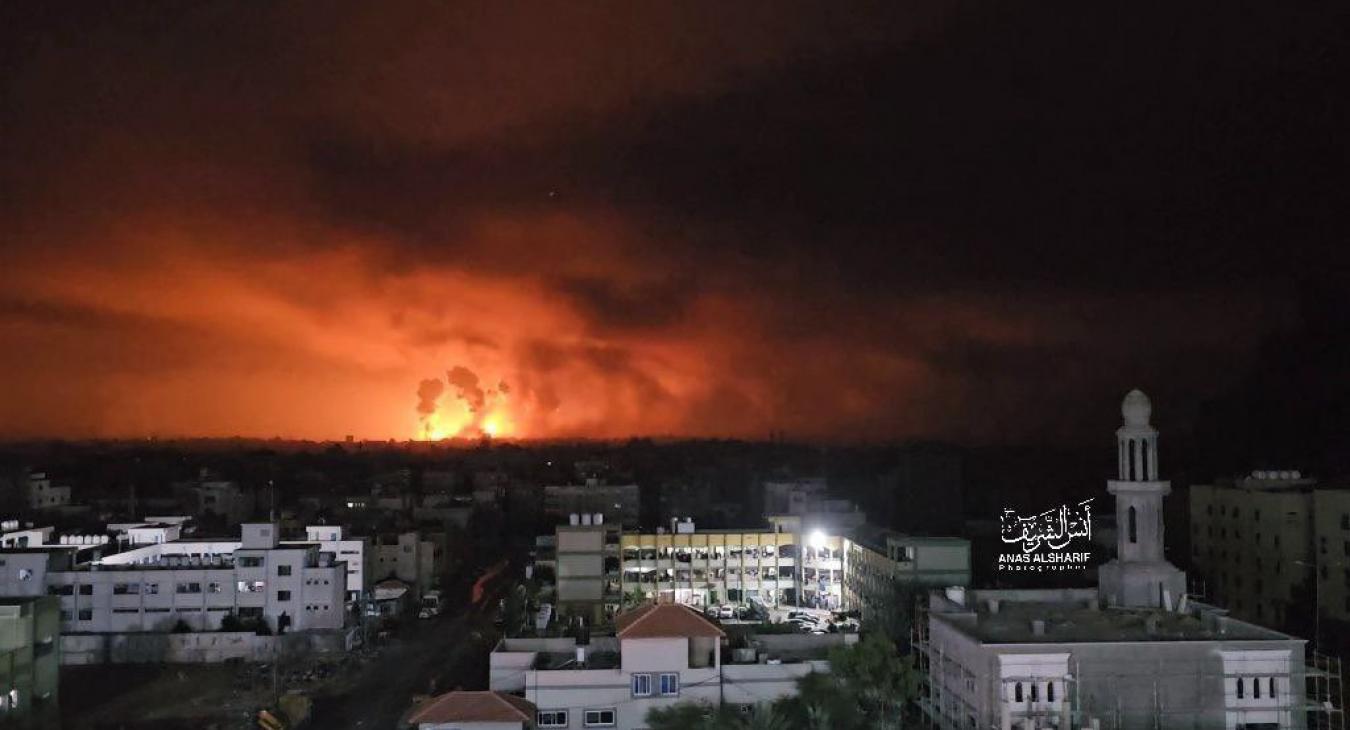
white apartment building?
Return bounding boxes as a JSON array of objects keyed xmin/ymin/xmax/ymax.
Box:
[
  {"xmin": 0, "ymin": 523, "xmax": 347, "ymax": 635},
  {"xmin": 490, "ymin": 604, "xmax": 845, "ymax": 730}
]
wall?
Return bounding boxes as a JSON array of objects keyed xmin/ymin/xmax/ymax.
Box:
[
  {"xmin": 60, "ymin": 629, "xmax": 355, "ymax": 665},
  {"xmin": 722, "ymin": 661, "xmax": 828, "ymax": 705}
]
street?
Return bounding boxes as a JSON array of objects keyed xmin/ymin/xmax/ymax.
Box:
[{"xmin": 307, "ymin": 570, "xmax": 510, "ymax": 729}]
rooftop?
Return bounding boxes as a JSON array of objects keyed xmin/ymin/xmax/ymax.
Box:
[
  {"xmin": 406, "ymin": 691, "xmax": 535, "ymax": 725},
  {"xmin": 933, "ymin": 589, "xmax": 1296, "ymax": 644},
  {"xmin": 616, "ymin": 603, "xmax": 725, "ymax": 639}
]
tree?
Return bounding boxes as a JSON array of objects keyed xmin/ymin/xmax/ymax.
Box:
[
  {"xmin": 826, "ymin": 633, "xmax": 920, "ymax": 728},
  {"xmin": 646, "ymin": 702, "xmax": 784, "ymax": 730}
]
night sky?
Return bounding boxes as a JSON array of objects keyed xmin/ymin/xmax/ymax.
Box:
[{"xmin": 2, "ymin": 1, "xmax": 1347, "ymax": 443}]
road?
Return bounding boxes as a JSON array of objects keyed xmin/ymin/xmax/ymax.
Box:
[{"xmin": 308, "ymin": 570, "xmax": 511, "ymax": 729}]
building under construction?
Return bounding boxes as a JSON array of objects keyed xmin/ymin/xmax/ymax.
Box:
[{"xmin": 914, "ymin": 586, "xmax": 1343, "ymax": 729}]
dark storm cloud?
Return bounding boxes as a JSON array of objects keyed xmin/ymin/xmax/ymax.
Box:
[{"xmin": 0, "ymin": 0, "xmax": 1346, "ymax": 441}]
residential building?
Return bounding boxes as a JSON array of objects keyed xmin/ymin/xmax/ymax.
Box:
[
  {"xmin": 22, "ymin": 473, "xmax": 70, "ymax": 511},
  {"xmin": 174, "ymin": 472, "xmax": 254, "ymax": 525},
  {"xmin": 549, "ymin": 518, "xmax": 620, "ymax": 624},
  {"xmin": 406, "ymin": 690, "xmax": 537, "ymax": 729},
  {"xmin": 489, "ymin": 603, "xmax": 847, "ymax": 730},
  {"xmin": 917, "ymin": 390, "xmax": 1338, "ymax": 730},
  {"xmin": 1190, "ymin": 471, "xmax": 1350, "ymax": 632},
  {"xmin": 762, "ymin": 478, "xmax": 829, "ymax": 516},
  {"xmin": 1, "ymin": 522, "xmax": 347, "ymax": 635},
  {"xmin": 373, "ymin": 530, "xmax": 443, "ymax": 597},
  {"xmin": 303, "ymin": 525, "xmax": 372, "ymax": 602},
  {"xmin": 844, "ymin": 528, "xmax": 972, "ymax": 623},
  {"xmin": 544, "ymin": 481, "xmax": 640, "ymax": 529},
  {"xmin": 0, "ymin": 523, "xmax": 54, "ymax": 550},
  {"xmin": 0, "ymin": 597, "xmax": 59, "ymax": 727}
]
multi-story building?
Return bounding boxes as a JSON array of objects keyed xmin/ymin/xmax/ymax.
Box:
[
  {"xmin": 1190, "ymin": 471, "xmax": 1350, "ymax": 633},
  {"xmin": 618, "ymin": 520, "xmax": 845, "ymax": 612},
  {"xmin": 0, "ymin": 523, "xmax": 347, "ymax": 635},
  {"xmin": 373, "ymin": 530, "xmax": 443, "ymax": 598},
  {"xmin": 489, "ymin": 603, "xmax": 849, "ymax": 730},
  {"xmin": 302, "ymin": 525, "xmax": 372, "ymax": 602},
  {"xmin": 762, "ymin": 477, "xmax": 829, "ymax": 516},
  {"xmin": 22, "ymin": 473, "xmax": 71, "ymax": 511},
  {"xmin": 544, "ymin": 480, "xmax": 641, "ymax": 529},
  {"xmin": 0, "ymin": 596, "xmax": 59, "ymax": 727},
  {"xmin": 844, "ymin": 527, "xmax": 972, "ymax": 622},
  {"xmin": 548, "ymin": 517, "xmax": 621, "ymax": 624},
  {"xmin": 918, "ymin": 390, "xmax": 1337, "ymax": 730},
  {"xmin": 173, "ymin": 473, "xmax": 256, "ymax": 525},
  {"xmin": 543, "ymin": 515, "xmax": 970, "ymax": 622}
]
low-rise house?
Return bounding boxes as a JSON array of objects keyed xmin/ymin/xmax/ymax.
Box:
[
  {"xmin": 406, "ymin": 690, "xmax": 537, "ymax": 729},
  {"xmin": 489, "ymin": 604, "xmax": 847, "ymax": 730}
]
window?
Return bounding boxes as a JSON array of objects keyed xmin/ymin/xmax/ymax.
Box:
[
  {"xmin": 48, "ymin": 585, "xmax": 73, "ymax": 596},
  {"xmin": 277, "ymin": 565, "xmax": 292, "ymax": 576},
  {"xmin": 1253, "ymin": 677, "xmax": 1261, "ymax": 699},
  {"xmin": 238, "ymin": 556, "xmax": 264, "ymax": 568},
  {"xmin": 1269, "ymin": 677, "xmax": 1277, "ymax": 699},
  {"xmin": 239, "ymin": 607, "xmax": 264, "ymax": 618},
  {"xmin": 208, "ymin": 582, "xmax": 222, "ymax": 593},
  {"xmin": 1128, "ymin": 507, "xmax": 1138, "ymax": 544},
  {"xmin": 1015, "ymin": 682, "xmax": 1023, "ymax": 702},
  {"xmin": 1047, "ymin": 682, "xmax": 1055, "ymax": 702},
  {"xmin": 79, "ymin": 584, "xmax": 93, "ymax": 595},
  {"xmin": 631, "ymin": 673, "xmax": 652, "ymax": 697},
  {"xmin": 277, "ymin": 590, "xmax": 292, "ymax": 601},
  {"xmin": 113, "ymin": 583, "xmax": 140, "ymax": 595},
  {"xmin": 1030, "ymin": 683, "xmax": 1039, "ymax": 702},
  {"xmin": 78, "ymin": 609, "xmax": 93, "ymax": 621},
  {"xmin": 177, "ymin": 582, "xmax": 202, "ymax": 594},
  {"xmin": 18, "ymin": 568, "xmax": 32, "ymax": 581},
  {"xmin": 1236, "ymin": 678, "xmax": 1245, "ymax": 699},
  {"xmin": 583, "ymin": 709, "xmax": 616, "ymax": 727},
  {"xmin": 659, "ymin": 673, "xmax": 680, "ymax": 696},
  {"xmin": 538, "ymin": 710, "xmax": 568, "ymax": 728},
  {"xmin": 237, "ymin": 580, "xmax": 266, "ymax": 593}
]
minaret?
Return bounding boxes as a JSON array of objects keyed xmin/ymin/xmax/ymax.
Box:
[{"xmin": 1098, "ymin": 389, "xmax": 1187, "ymax": 609}]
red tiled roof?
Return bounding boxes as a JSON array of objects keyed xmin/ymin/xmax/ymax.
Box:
[
  {"xmin": 406, "ymin": 691, "xmax": 535, "ymax": 724},
  {"xmin": 615, "ymin": 603, "xmax": 725, "ymax": 639}
]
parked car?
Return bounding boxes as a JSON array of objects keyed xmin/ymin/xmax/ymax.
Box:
[{"xmin": 717, "ymin": 605, "xmax": 735, "ymax": 619}]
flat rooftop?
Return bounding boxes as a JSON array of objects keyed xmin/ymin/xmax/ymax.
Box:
[{"xmin": 934, "ymin": 591, "xmax": 1294, "ymax": 644}]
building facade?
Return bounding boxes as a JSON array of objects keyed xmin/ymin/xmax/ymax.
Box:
[
  {"xmin": 0, "ymin": 597, "xmax": 59, "ymax": 727},
  {"xmin": 1, "ymin": 523, "xmax": 346, "ymax": 635},
  {"xmin": 844, "ymin": 529, "xmax": 972, "ymax": 622},
  {"xmin": 544, "ymin": 481, "xmax": 641, "ymax": 529},
  {"xmin": 918, "ymin": 391, "xmax": 1331, "ymax": 730},
  {"xmin": 1190, "ymin": 471, "xmax": 1350, "ymax": 632},
  {"xmin": 490, "ymin": 604, "xmax": 844, "ymax": 730}
]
